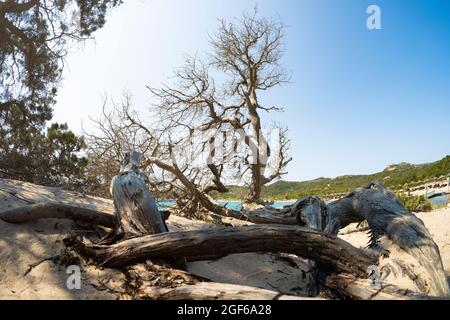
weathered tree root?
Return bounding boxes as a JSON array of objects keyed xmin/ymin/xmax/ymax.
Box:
[
  {"xmin": 0, "ymin": 202, "xmax": 116, "ymax": 228},
  {"xmin": 324, "ymin": 181, "xmax": 450, "ymax": 297},
  {"xmin": 0, "ymin": 202, "xmax": 171, "ymax": 228}
]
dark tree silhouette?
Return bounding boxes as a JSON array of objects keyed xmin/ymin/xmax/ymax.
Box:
[{"xmin": 0, "ymin": 0, "xmax": 121, "ymax": 185}]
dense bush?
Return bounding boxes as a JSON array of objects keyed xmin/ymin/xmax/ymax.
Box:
[{"xmin": 395, "ymin": 192, "xmax": 432, "ymax": 212}]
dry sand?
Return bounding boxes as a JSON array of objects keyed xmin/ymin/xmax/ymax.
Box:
[
  {"xmin": 0, "ymin": 213, "xmax": 314, "ymax": 299},
  {"xmin": 0, "ymin": 218, "xmax": 126, "ymax": 299}
]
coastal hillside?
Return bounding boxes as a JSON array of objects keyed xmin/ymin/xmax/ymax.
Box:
[{"xmin": 215, "ymin": 155, "xmax": 450, "ymax": 200}]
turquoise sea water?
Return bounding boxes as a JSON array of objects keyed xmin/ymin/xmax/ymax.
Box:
[
  {"xmin": 428, "ymin": 194, "xmax": 449, "ymax": 207},
  {"xmin": 157, "ymin": 199, "xmax": 295, "ymax": 211}
]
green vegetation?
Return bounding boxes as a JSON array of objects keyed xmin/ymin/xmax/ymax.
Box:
[
  {"xmin": 395, "ymin": 192, "xmax": 432, "ymax": 212},
  {"xmin": 0, "ymin": 1, "xmax": 120, "ymax": 189},
  {"xmin": 212, "ymin": 155, "xmax": 450, "ymax": 200},
  {"xmin": 0, "ymin": 123, "xmax": 87, "ymax": 188}
]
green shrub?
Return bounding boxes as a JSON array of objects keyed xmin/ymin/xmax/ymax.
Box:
[{"xmin": 395, "ymin": 192, "xmax": 432, "ymax": 212}]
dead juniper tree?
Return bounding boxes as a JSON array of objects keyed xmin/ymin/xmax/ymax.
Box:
[{"xmin": 146, "ymin": 10, "xmax": 292, "ymax": 205}]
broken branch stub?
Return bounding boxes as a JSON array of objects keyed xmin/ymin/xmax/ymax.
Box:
[{"xmin": 111, "ymin": 151, "xmax": 168, "ymax": 237}]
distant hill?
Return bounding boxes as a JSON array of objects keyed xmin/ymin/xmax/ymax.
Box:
[{"xmin": 213, "ymin": 155, "xmax": 450, "ymax": 200}]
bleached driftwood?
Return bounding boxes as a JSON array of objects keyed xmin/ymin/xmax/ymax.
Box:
[
  {"xmin": 0, "ymin": 178, "xmax": 116, "ymax": 228},
  {"xmin": 110, "ymin": 151, "xmax": 168, "ymax": 237},
  {"xmin": 0, "ymin": 202, "xmax": 115, "ymax": 228},
  {"xmin": 138, "ymin": 282, "xmax": 323, "ymax": 300},
  {"xmin": 324, "ymin": 182, "xmax": 449, "ymax": 297},
  {"xmin": 324, "ymin": 274, "xmax": 445, "ymax": 300},
  {"xmin": 66, "ymin": 224, "xmax": 377, "ymax": 275},
  {"xmin": 0, "ymin": 176, "xmax": 170, "ymax": 230}
]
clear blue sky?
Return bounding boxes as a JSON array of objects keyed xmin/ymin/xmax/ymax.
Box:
[{"xmin": 53, "ymin": 0, "xmax": 450, "ymax": 181}]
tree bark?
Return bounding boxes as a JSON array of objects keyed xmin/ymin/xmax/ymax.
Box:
[
  {"xmin": 111, "ymin": 151, "xmax": 168, "ymax": 237},
  {"xmin": 65, "ymin": 224, "xmax": 378, "ymax": 275},
  {"xmin": 0, "ymin": 202, "xmax": 170, "ymax": 229},
  {"xmin": 289, "ymin": 196, "xmax": 329, "ymax": 296},
  {"xmin": 324, "ymin": 181, "xmax": 449, "ymax": 297},
  {"xmin": 138, "ymin": 282, "xmax": 323, "ymax": 300},
  {"xmin": 324, "ymin": 274, "xmax": 445, "ymax": 300},
  {"xmin": 0, "ymin": 202, "xmax": 115, "ymax": 228}
]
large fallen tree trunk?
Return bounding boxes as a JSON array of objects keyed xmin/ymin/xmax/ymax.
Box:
[
  {"xmin": 243, "ymin": 181, "xmax": 449, "ymax": 298},
  {"xmin": 66, "ymin": 224, "xmax": 377, "ymax": 275},
  {"xmin": 66, "ymin": 179, "xmax": 450, "ymax": 298},
  {"xmin": 67, "ymin": 223, "xmax": 447, "ymax": 299}
]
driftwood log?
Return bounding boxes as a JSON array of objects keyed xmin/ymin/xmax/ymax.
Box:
[
  {"xmin": 137, "ymin": 282, "xmax": 323, "ymax": 300},
  {"xmin": 323, "ymin": 274, "xmax": 441, "ymax": 300},
  {"xmin": 65, "ymin": 224, "xmax": 377, "ymax": 275},
  {"xmin": 231, "ymin": 182, "xmax": 449, "ymax": 297},
  {"xmin": 0, "ymin": 202, "xmax": 115, "ymax": 228},
  {"xmin": 0, "ymin": 177, "xmax": 170, "ymax": 228},
  {"xmin": 325, "ymin": 182, "xmax": 449, "ymax": 297}
]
